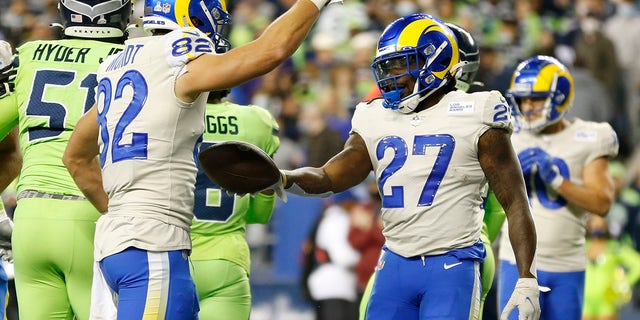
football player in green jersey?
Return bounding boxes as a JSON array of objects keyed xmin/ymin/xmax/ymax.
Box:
[
  {"xmin": 191, "ymin": 90, "xmax": 280, "ymax": 319},
  {"xmin": 0, "ymin": 1, "xmax": 131, "ymax": 319}
]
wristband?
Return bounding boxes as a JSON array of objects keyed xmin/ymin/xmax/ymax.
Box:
[{"xmin": 280, "ymin": 170, "xmax": 288, "ymax": 189}]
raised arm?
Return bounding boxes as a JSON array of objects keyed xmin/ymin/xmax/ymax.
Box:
[
  {"xmin": 283, "ymin": 132, "xmax": 372, "ymax": 196},
  {"xmin": 177, "ymin": 0, "xmax": 333, "ymax": 101},
  {"xmin": 62, "ymin": 106, "xmax": 108, "ymax": 213}
]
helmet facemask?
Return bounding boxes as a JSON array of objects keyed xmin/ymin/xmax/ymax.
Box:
[
  {"xmin": 508, "ymin": 73, "xmax": 563, "ymax": 132},
  {"xmin": 507, "ymin": 55, "xmax": 574, "ymax": 133},
  {"xmin": 372, "ymin": 41, "xmax": 452, "ymax": 114},
  {"xmin": 370, "ymin": 14, "xmax": 459, "ymax": 114}
]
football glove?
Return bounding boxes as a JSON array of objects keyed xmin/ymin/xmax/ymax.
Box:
[
  {"xmin": 532, "ymin": 147, "xmax": 564, "ymax": 189},
  {"xmin": 310, "ymin": 0, "xmax": 343, "ymax": 10},
  {"xmin": 500, "ymin": 278, "xmax": 541, "ymax": 320},
  {"xmin": 0, "ymin": 209, "xmax": 13, "ymax": 262},
  {"xmin": 264, "ymin": 171, "xmax": 287, "ymax": 202},
  {"xmin": 517, "ymin": 148, "xmax": 540, "ymax": 176},
  {"xmin": 0, "ymin": 40, "xmax": 16, "ymax": 99}
]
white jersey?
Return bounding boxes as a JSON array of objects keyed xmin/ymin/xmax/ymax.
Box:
[
  {"xmin": 499, "ymin": 118, "xmax": 619, "ymax": 272},
  {"xmin": 93, "ymin": 28, "xmax": 215, "ymax": 261},
  {"xmin": 351, "ymin": 90, "xmax": 513, "ymax": 257}
]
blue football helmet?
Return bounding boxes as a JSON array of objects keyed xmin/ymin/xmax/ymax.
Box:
[
  {"xmin": 57, "ymin": 0, "xmax": 133, "ymax": 39},
  {"xmin": 143, "ymin": 0, "xmax": 232, "ymax": 53},
  {"xmin": 506, "ymin": 55, "xmax": 574, "ymax": 132},
  {"xmin": 446, "ymin": 23, "xmax": 480, "ymax": 93},
  {"xmin": 371, "ymin": 13, "xmax": 459, "ymax": 113}
]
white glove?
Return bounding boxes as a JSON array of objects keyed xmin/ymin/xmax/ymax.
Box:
[
  {"xmin": 264, "ymin": 172, "xmax": 287, "ymax": 203},
  {"xmin": 0, "ymin": 40, "xmax": 12, "ymax": 67},
  {"xmin": 309, "ymin": 0, "xmax": 343, "ymax": 10},
  {"xmin": 500, "ymin": 278, "xmax": 541, "ymax": 320},
  {"xmin": 0, "ymin": 40, "xmax": 16, "ymax": 99}
]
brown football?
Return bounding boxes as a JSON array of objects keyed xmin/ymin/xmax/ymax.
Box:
[{"xmin": 197, "ymin": 141, "xmax": 280, "ymax": 194}]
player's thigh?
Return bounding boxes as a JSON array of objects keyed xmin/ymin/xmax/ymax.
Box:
[
  {"xmin": 366, "ymin": 249, "xmax": 481, "ymax": 320},
  {"xmin": 12, "ymin": 198, "xmax": 99, "ymax": 320},
  {"xmin": 100, "ymin": 248, "xmax": 199, "ymax": 320},
  {"xmin": 359, "ymin": 273, "xmax": 376, "ymax": 320},
  {"xmin": 65, "ymin": 217, "xmax": 100, "ymax": 320},
  {"xmin": 365, "ymin": 250, "xmax": 420, "ymax": 320},
  {"xmin": 538, "ymin": 270, "xmax": 584, "ymax": 320},
  {"xmin": 480, "ymin": 241, "xmax": 495, "ymax": 304},
  {"xmin": 419, "ymin": 256, "xmax": 481, "ymax": 319},
  {"xmin": 191, "ymin": 259, "xmax": 251, "ymax": 320}
]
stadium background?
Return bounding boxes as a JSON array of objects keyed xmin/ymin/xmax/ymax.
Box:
[{"xmin": 2, "ymin": 0, "xmax": 640, "ymax": 318}]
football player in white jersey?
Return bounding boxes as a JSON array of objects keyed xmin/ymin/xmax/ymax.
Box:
[
  {"xmin": 498, "ymin": 56, "xmax": 619, "ymax": 320},
  {"xmin": 276, "ymin": 13, "xmax": 540, "ymax": 320},
  {"xmin": 62, "ymin": 0, "xmax": 342, "ymax": 318}
]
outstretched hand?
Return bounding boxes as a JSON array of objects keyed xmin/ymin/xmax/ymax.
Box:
[{"xmin": 263, "ymin": 171, "xmax": 287, "ymax": 202}]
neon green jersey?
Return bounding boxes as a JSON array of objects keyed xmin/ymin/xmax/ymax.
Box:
[
  {"xmin": 190, "ymin": 101, "xmax": 280, "ymax": 273},
  {"xmin": 0, "ymin": 39, "xmax": 122, "ymax": 196}
]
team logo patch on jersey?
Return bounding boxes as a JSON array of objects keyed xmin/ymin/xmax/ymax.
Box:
[
  {"xmin": 574, "ymin": 130, "xmax": 597, "ymax": 142},
  {"xmin": 448, "ymin": 101, "xmax": 474, "ymax": 113}
]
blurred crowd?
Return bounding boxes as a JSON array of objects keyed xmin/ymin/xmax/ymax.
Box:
[
  {"xmin": 3, "ymin": 0, "xmax": 640, "ymax": 318},
  {"xmin": 3, "ymin": 0, "xmax": 640, "ymax": 159}
]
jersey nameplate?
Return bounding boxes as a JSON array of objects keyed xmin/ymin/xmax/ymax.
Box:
[
  {"xmin": 574, "ymin": 130, "xmax": 597, "ymax": 142},
  {"xmin": 447, "ymin": 101, "xmax": 474, "ymax": 113}
]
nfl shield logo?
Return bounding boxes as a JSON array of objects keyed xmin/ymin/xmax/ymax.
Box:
[{"xmin": 70, "ymin": 14, "xmax": 83, "ymax": 23}]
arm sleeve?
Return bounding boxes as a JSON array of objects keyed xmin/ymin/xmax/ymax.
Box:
[{"xmin": 244, "ymin": 192, "xmax": 276, "ymax": 224}]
